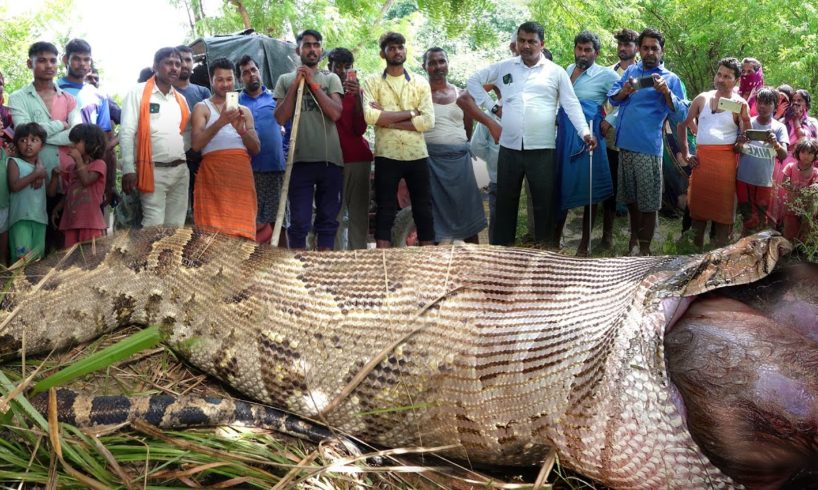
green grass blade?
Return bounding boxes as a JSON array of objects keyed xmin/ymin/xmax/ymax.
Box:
[{"xmin": 32, "ymin": 326, "xmax": 163, "ymax": 394}]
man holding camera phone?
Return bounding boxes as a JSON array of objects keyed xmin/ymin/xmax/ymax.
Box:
[
  {"xmin": 677, "ymin": 57, "xmax": 750, "ymax": 249},
  {"xmin": 608, "ymin": 28, "xmax": 687, "ymax": 256}
]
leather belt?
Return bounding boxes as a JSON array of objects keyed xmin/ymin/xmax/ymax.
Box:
[{"xmin": 154, "ymin": 159, "xmax": 186, "ymax": 167}]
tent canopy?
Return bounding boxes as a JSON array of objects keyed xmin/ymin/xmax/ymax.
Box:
[{"xmin": 189, "ymin": 30, "xmax": 297, "ymax": 90}]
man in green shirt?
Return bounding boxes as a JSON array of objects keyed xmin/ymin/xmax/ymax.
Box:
[{"xmin": 274, "ymin": 29, "xmax": 344, "ymax": 250}]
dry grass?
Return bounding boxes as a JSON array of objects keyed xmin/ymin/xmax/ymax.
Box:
[{"xmin": 0, "ymin": 326, "xmax": 600, "ymax": 489}]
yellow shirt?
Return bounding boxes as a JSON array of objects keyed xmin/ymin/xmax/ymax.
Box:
[{"xmin": 362, "ymin": 70, "xmax": 434, "ymax": 161}]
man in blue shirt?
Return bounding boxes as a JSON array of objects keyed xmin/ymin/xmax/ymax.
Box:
[
  {"xmin": 237, "ymin": 55, "xmax": 287, "ymax": 246},
  {"xmin": 556, "ymin": 30, "xmax": 620, "ymax": 256},
  {"xmin": 607, "ymin": 28, "xmax": 687, "ymax": 256}
]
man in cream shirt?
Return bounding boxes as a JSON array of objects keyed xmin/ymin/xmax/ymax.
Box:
[
  {"xmin": 460, "ymin": 21, "xmax": 595, "ymax": 248},
  {"xmin": 120, "ymin": 47, "xmax": 189, "ymax": 227}
]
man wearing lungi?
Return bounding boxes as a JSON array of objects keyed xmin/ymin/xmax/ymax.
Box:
[
  {"xmin": 461, "ymin": 21, "xmax": 595, "ymax": 249},
  {"xmin": 190, "ymin": 57, "xmax": 260, "ymax": 240},
  {"xmin": 608, "ymin": 28, "xmax": 687, "ymax": 256},
  {"xmin": 238, "ymin": 55, "xmax": 288, "ymax": 245},
  {"xmin": 422, "ymin": 47, "xmax": 486, "ymax": 244},
  {"xmin": 555, "ymin": 30, "xmax": 619, "ymax": 256},
  {"xmin": 677, "ymin": 57, "xmax": 750, "ymax": 249}
]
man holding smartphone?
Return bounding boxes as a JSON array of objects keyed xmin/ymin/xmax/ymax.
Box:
[
  {"xmin": 327, "ymin": 47, "xmax": 373, "ymax": 250},
  {"xmin": 677, "ymin": 57, "xmax": 749, "ymax": 249},
  {"xmin": 190, "ymin": 57, "xmax": 260, "ymax": 240},
  {"xmin": 608, "ymin": 28, "xmax": 687, "ymax": 256}
]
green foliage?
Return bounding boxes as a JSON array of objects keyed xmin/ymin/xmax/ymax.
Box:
[{"xmin": 0, "ymin": 0, "xmax": 80, "ymax": 93}]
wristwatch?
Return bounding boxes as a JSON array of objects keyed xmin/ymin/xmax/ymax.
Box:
[
  {"xmin": 490, "ymin": 104, "xmax": 501, "ymax": 115},
  {"xmin": 409, "ymin": 109, "xmax": 418, "ymax": 118}
]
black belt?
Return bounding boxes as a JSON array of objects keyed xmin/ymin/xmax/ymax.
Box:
[{"xmin": 154, "ymin": 159, "xmax": 186, "ymax": 167}]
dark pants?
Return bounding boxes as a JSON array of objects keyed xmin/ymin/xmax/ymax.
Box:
[
  {"xmin": 186, "ymin": 149, "xmax": 203, "ymax": 214},
  {"xmin": 374, "ymin": 156, "xmax": 434, "ymax": 243},
  {"xmin": 287, "ymin": 161, "xmax": 343, "ymax": 249},
  {"xmin": 493, "ymin": 146, "xmax": 557, "ymax": 247}
]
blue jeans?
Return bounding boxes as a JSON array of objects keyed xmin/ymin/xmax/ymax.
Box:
[{"xmin": 287, "ymin": 162, "xmax": 342, "ymax": 249}]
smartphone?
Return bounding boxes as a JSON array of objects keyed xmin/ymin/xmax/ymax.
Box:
[
  {"xmin": 630, "ymin": 76, "xmax": 654, "ymax": 90},
  {"xmin": 226, "ymin": 92, "xmax": 239, "ymax": 111},
  {"xmin": 347, "ymin": 69, "xmax": 357, "ymax": 82},
  {"xmin": 717, "ymin": 97, "xmax": 742, "ymax": 114},
  {"xmin": 746, "ymin": 129, "xmax": 772, "ymax": 141}
]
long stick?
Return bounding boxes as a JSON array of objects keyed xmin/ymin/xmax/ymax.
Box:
[
  {"xmin": 272, "ymin": 78, "xmax": 306, "ymax": 247},
  {"xmin": 587, "ymin": 120, "xmax": 593, "ymax": 256}
]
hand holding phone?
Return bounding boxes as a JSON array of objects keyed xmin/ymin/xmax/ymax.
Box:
[{"xmin": 745, "ymin": 129, "xmax": 772, "ymax": 141}]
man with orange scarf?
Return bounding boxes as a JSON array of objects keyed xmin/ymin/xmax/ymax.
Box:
[
  {"xmin": 120, "ymin": 47, "xmax": 190, "ymax": 227},
  {"xmin": 190, "ymin": 58, "xmax": 260, "ymax": 240},
  {"xmin": 678, "ymin": 57, "xmax": 750, "ymax": 249}
]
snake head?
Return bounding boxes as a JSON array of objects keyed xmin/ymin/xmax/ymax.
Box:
[{"xmin": 666, "ymin": 231, "xmax": 793, "ymax": 297}]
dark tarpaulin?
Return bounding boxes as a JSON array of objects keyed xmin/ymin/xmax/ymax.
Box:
[{"xmin": 189, "ymin": 31, "xmax": 297, "ymax": 90}]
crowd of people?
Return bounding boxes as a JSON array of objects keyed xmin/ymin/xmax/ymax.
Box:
[{"xmin": 0, "ymin": 22, "xmax": 816, "ymax": 265}]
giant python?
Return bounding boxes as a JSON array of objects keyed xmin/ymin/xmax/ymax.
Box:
[{"xmin": 0, "ymin": 227, "xmax": 816, "ymax": 489}]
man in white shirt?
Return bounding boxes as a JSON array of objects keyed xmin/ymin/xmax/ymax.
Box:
[
  {"xmin": 460, "ymin": 21, "xmax": 596, "ymax": 248},
  {"xmin": 120, "ymin": 47, "xmax": 190, "ymax": 227}
]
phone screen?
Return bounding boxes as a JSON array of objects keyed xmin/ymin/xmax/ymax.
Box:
[{"xmin": 226, "ymin": 92, "xmax": 238, "ymax": 111}]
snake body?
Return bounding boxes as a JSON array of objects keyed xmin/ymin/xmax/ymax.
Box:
[{"xmin": 0, "ymin": 227, "xmax": 791, "ymax": 488}]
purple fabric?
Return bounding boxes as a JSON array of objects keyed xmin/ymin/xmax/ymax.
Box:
[{"xmin": 287, "ymin": 161, "xmax": 342, "ymax": 249}]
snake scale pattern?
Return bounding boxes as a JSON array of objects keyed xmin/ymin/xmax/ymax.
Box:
[{"xmin": 0, "ymin": 227, "xmax": 790, "ymax": 488}]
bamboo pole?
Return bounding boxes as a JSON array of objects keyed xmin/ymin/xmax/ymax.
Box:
[{"xmin": 272, "ymin": 78, "xmax": 305, "ymax": 247}]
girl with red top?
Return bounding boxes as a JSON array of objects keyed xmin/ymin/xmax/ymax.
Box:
[
  {"xmin": 781, "ymin": 137, "xmax": 818, "ymax": 241},
  {"xmin": 54, "ymin": 124, "xmax": 108, "ymax": 247}
]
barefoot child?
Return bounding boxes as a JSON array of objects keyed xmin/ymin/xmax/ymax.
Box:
[
  {"xmin": 54, "ymin": 124, "xmax": 107, "ymax": 247},
  {"xmin": 7, "ymin": 122, "xmax": 56, "ymax": 262},
  {"xmin": 781, "ymin": 137, "xmax": 818, "ymax": 241}
]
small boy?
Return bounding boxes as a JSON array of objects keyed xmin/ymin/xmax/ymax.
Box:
[
  {"xmin": 735, "ymin": 87, "xmax": 789, "ymax": 235},
  {"xmin": 7, "ymin": 122, "xmax": 58, "ymax": 263}
]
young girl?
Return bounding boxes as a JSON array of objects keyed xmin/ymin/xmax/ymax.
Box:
[
  {"xmin": 7, "ymin": 122, "xmax": 53, "ymax": 262},
  {"xmin": 54, "ymin": 124, "xmax": 107, "ymax": 247},
  {"xmin": 781, "ymin": 137, "xmax": 818, "ymax": 241}
]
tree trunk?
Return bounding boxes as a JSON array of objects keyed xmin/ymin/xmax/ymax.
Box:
[{"xmin": 230, "ymin": 0, "xmax": 252, "ymax": 29}]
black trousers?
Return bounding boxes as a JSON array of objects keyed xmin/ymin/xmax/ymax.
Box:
[
  {"xmin": 492, "ymin": 146, "xmax": 557, "ymax": 247},
  {"xmin": 374, "ymin": 156, "xmax": 434, "ymax": 242}
]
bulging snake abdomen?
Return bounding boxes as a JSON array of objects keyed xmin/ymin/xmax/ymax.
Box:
[{"xmin": 0, "ymin": 227, "xmax": 790, "ymax": 488}]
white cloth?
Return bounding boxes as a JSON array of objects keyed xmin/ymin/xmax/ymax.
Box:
[
  {"xmin": 120, "ymin": 82, "xmax": 187, "ymax": 175},
  {"xmin": 139, "ymin": 165, "xmax": 190, "ymax": 227},
  {"xmin": 466, "ymin": 55, "xmax": 590, "ymax": 150}
]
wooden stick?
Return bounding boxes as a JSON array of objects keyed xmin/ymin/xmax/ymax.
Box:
[{"xmin": 272, "ymin": 78, "xmax": 306, "ymax": 247}]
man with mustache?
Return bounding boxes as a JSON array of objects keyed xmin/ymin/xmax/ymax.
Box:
[
  {"xmin": 600, "ymin": 28, "xmax": 638, "ymax": 249},
  {"xmin": 8, "ymin": 41, "xmax": 81, "ymax": 252},
  {"xmin": 238, "ymin": 55, "xmax": 287, "ymax": 246},
  {"xmin": 607, "ymin": 28, "xmax": 687, "ymax": 256},
  {"xmin": 119, "ymin": 47, "xmax": 191, "ymax": 228},
  {"xmin": 173, "ymin": 45, "xmax": 211, "ymax": 217},
  {"xmin": 461, "ymin": 21, "xmax": 595, "ymax": 249},
  {"xmin": 677, "ymin": 57, "xmax": 750, "ymax": 249},
  {"xmin": 362, "ymin": 31, "xmax": 435, "ymax": 248},
  {"xmin": 422, "ymin": 47, "xmax": 486, "ymax": 244},
  {"xmin": 274, "ymin": 29, "xmax": 343, "ymax": 251},
  {"xmin": 555, "ymin": 30, "xmax": 619, "ymax": 256}
]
